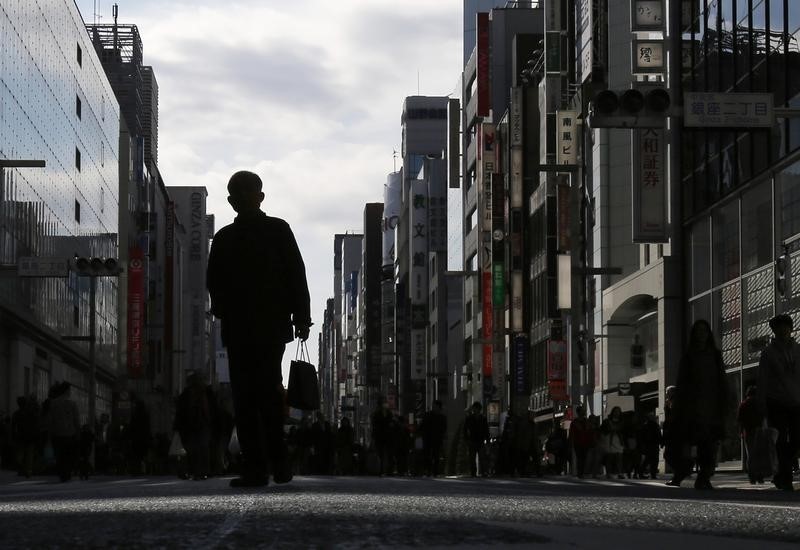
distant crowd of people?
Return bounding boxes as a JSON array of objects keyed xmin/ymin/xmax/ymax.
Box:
[{"xmin": 1, "ymin": 315, "xmax": 798, "ymax": 491}]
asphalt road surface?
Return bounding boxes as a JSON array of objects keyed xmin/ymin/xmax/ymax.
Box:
[{"xmin": 0, "ymin": 472, "xmax": 797, "ymax": 549}]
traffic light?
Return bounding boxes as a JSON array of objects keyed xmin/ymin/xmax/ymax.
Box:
[
  {"xmin": 588, "ymin": 86, "xmax": 670, "ymax": 128},
  {"xmin": 70, "ymin": 257, "xmax": 123, "ymax": 277},
  {"xmin": 776, "ymin": 251, "xmax": 791, "ymax": 298}
]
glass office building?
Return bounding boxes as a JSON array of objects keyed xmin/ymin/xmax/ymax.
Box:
[
  {"xmin": 0, "ymin": 0, "xmax": 120, "ymax": 418},
  {"xmin": 682, "ymin": 0, "xmax": 800, "ymax": 463}
]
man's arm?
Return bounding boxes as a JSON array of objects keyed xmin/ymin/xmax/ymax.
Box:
[
  {"xmin": 281, "ymin": 221, "xmax": 312, "ymax": 339},
  {"xmin": 206, "ymin": 232, "xmax": 226, "ymax": 319}
]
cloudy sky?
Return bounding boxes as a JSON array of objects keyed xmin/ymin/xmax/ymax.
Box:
[{"xmin": 75, "ymin": 0, "xmax": 463, "ymax": 374}]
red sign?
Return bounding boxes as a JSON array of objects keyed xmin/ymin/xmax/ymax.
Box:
[
  {"xmin": 476, "ymin": 13, "xmax": 490, "ymax": 117},
  {"xmin": 483, "ymin": 344, "xmax": 493, "ymax": 377},
  {"xmin": 482, "ymin": 270, "xmax": 493, "ymax": 338},
  {"xmin": 127, "ymin": 246, "xmax": 145, "ymax": 378}
]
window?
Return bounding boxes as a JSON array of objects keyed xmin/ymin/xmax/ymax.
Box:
[
  {"xmin": 76, "ymin": 95, "xmax": 81, "ymax": 119},
  {"xmin": 779, "ymin": 159, "xmax": 800, "ymax": 240},
  {"xmin": 741, "ymin": 181, "xmax": 773, "ymax": 272},
  {"xmin": 691, "ymin": 218, "xmax": 711, "ymax": 295},
  {"xmin": 712, "ymin": 200, "xmax": 740, "ymax": 285},
  {"xmin": 77, "ymin": 43, "xmax": 82, "ymax": 66},
  {"xmin": 75, "ymin": 200, "xmax": 81, "ymax": 223},
  {"xmin": 75, "ymin": 147, "xmax": 81, "ymax": 171}
]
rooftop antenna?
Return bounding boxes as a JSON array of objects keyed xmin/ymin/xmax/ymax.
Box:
[
  {"xmin": 93, "ymin": 0, "xmax": 100, "ymax": 24},
  {"xmin": 112, "ymin": 3, "xmax": 118, "ymax": 52},
  {"xmin": 392, "ymin": 150, "xmax": 398, "ymax": 172}
]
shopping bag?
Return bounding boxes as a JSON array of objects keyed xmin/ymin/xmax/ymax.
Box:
[
  {"xmin": 228, "ymin": 426, "xmax": 241, "ymax": 455},
  {"xmin": 287, "ymin": 341, "xmax": 320, "ymax": 410},
  {"xmin": 168, "ymin": 431, "xmax": 186, "ymax": 457}
]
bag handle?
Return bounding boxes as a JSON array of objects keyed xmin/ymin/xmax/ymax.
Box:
[{"xmin": 295, "ymin": 339, "xmax": 310, "ymax": 362}]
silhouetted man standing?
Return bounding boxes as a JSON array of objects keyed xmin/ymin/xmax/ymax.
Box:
[{"xmin": 207, "ymin": 170, "xmax": 312, "ymax": 488}]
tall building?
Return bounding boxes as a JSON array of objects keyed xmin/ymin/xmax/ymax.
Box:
[
  {"xmin": 395, "ymin": 96, "xmax": 450, "ymax": 420},
  {"xmin": 168, "ymin": 187, "xmax": 213, "ymax": 383},
  {"xmin": 0, "ymin": 0, "xmax": 120, "ymax": 420},
  {"xmin": 459, "ymin": 6, "xmax": 544, "ymax": 425},
  {"xmin": 355, "ymin": 203, "xmax": 383, "ymax": 435}
]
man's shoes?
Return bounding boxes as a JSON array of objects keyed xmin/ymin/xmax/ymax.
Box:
[
  {"xmin": 665, "ymin": 478, "xmax": 682, "ymax": 486},
  {"xmin": 273, "ymin": 470, "xmax": 293, "ymax": 484},
  {"xmin": 229, "ymin": 476, "xmax": 269, "ymax": 488},
  {"xmin": 694, "ymin": 479, "xmax": 713, "ymax": 490}
]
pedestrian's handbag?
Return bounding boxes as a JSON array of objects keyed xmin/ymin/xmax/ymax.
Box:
[
  {"xmin": 168, "ymin": 431, "xmax": 186, "ymax": 457},
  {"xmin": 287, "ymin": 340, "xmax": 320, "ymax": 410}
]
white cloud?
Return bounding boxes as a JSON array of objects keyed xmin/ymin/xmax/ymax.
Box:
[{"xmin": 78, "ymin": 0, "xmax": 462, "ymax": 374}]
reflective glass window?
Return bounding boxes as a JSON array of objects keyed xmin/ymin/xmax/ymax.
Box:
[
  {"xmin": 713, "ymin": 199, "xmax": 740, "ymax": 285},
  {"xmin": 741, "ymin": 179, "xmax": 773, "ymax": 272}
]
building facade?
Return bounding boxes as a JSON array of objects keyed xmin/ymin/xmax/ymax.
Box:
[{"xmin": 0, "ymin": 0, "xmax": 120, "ymax": 420}]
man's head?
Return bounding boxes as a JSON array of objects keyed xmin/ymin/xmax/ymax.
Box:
[
  {"xmin": 471, "ymin": 401, "xmax": 482, "ymax": 413},
  {"xmin": 433, "ymin": 400, "xmax": 443, "ymax": 411},
  {"xmin": 227, "ymin": 171, "xmax": 264, "ymax": 214},
  {"xmin": 769, "ymin": 313, "xmax": 794, "ymax": 340}
]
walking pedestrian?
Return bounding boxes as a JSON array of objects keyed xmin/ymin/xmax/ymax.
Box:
[
  {"xmin": 668, "ymin": 319, "xmax": 729, "ymax": 490},
  {"xmin": 464, "ymin": 402, "xmax": 489, "ymax": 477},
  {"xmin": 47, "ymin": 382, "xmax": 80, "ymax": 482},
  {"xmin": 584, "ymin": 414, "xmax": 603, "ymax": 478},
  {"xmin": 11, "ymin": 395, "xmax": 39, "ymax": 478},
  {"xmin": 370, "ymin": 401, "xmax": 392, "ymax": 475},
  {"xmin": 601, "ymin": 406, "xmax": 625, "ymax": 479},
  {"xmin": 207, "ymin": 170, "xmax": 312, "ymax": 488},
  {"xmin": 175, "ymin": 373, "xmax": 212, "ymax": 481},
  {"xmin": 737, "ymin": 385, "xmax": 766, "ymax": 484},
  {"xmin": 568, "ymin": 406, "xmax": 593, "ymax": 478},
  {"xmin": 77, "ymin": 424, "xmax": 94, "ymax": 480},
  {"xmin": 638, "ymin": 412, "xmax": 662, "ymax": 479},
  {"xmin": 420, "ymin": 400, "xmax": 447, "ymax": 477},
  {"xmin": 757, "ymin": 313, "xmax": 800, "ymax": 491},
  {"xmin": 335, "ymin": 417, "xmax": 354, "ymax": 475}
]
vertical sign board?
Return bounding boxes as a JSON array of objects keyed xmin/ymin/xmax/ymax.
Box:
[
  {"xmin": 476, "ymin": 12, "xmax": 490, "ymax": 118},
  {"xmin": 556, "ymin": 111, "xmax": 578, "ymax": 165},
  {"xmin": 632, "ymin": 128, "xmax": 668, "ymax": 243},
  {"xmin": 127, "ymin": 246, "xmax": 145, "ymax": 378},
  {"xmin": 482, "ymin": 270, "xmax": 493, "ymax": 378},
  {"xmin": 514, "ymin": 334, "xmax": 527, "ymax": 395},
  {"xmin": 164, "ymin": 202, "xmax": 175, "ymax": 358},
  {"xmin": 482, "ymin": 344, "xmax": 493, "ymax": 378},
  {"xmin": 382, "ymin": 172, "xmax": 402, "ymax": 268},
  {"xmin": 410, "ymin": 177, "xmax": 429, "ymax": 380},
  {"xmin": 479, "ymin": 123, "xmax": 496, "ymax": 232},
  {"xmin": 577, "ymin": 0, "xmax": 593, "ymax": 83},
  {"xmin": 547, "ymin": 339, "xmax": 569, "ymax": 402}
]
